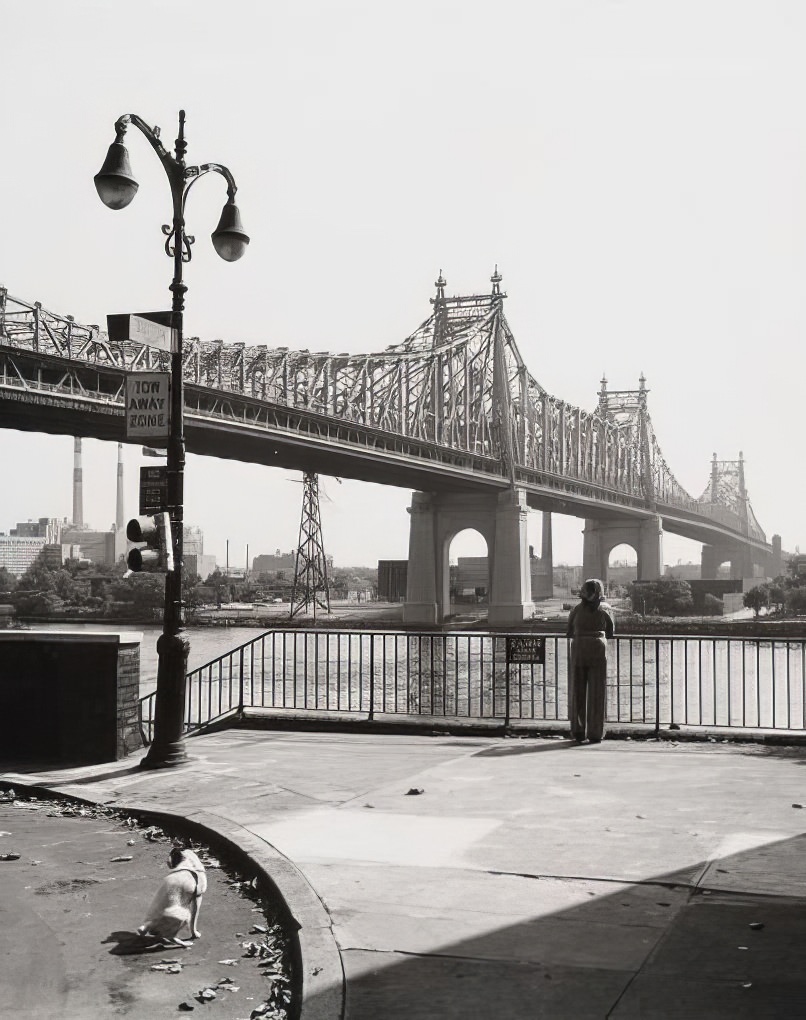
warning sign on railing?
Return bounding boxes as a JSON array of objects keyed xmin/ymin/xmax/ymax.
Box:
[{"xmin": 506, "ymin": 636, "xmax": 546, "ymax": 664}]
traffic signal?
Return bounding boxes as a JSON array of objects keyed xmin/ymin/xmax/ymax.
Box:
[{"xmin": 126, "ymin": 512, "xmax": 175, "ymax": 572}]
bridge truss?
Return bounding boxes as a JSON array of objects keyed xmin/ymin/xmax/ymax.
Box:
[{"xmin": 0, "ymin": 279, "xmax": 767, "ymax": 548}]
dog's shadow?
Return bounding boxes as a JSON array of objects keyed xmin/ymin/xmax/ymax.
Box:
[{"xmin": 103, "ymin": 930, "xmax": 187, "ymax": 956}]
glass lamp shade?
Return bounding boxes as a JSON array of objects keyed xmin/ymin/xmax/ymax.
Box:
[
  {"xmin": 211, "ymin": 199, "xmax": 250, "ymax": 261},
  {"xmin": 94, "ymin": 142, "xmax": 139, "ymax": 210}
]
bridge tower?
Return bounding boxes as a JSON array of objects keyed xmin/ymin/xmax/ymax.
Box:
[
  {"xmin": 404, "ymin": 269, "xmax": 535, "ymax": 627},
  {"xmin": 290, "ymin": 473, "xmax": 331, "ymax": 618},
  {"xmin": 584, "ymin": 376, "xmax": 664, "ymax": 583},
  {"xmin": 700, "ymin": 452, "xmax": 768, "ymax": 579}
]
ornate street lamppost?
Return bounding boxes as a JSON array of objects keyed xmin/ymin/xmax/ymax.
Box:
[{"xmin": 94, "ymin": 111, "xmax": 249, "ymax": 767}]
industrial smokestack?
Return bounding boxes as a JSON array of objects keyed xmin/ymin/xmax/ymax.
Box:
[
  {"xmin": 116, "ymin": 443, "xmax": 125, "ymax": 532},
  {"xmin": 72, "ymin": 437, "xmax": 84, "ymax": 528}
]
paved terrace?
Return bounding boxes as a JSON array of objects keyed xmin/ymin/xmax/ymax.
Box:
[{"xmin": 3, "ymin": 730, "xmax": 806, "ymax": 1018}]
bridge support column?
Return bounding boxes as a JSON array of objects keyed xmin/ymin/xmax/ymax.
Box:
[
  {"xmin": 403, "ymin": 492, "xmax": 440, "ymax": 625},
  {"xmin": 583, "ymin": 515, "xmax": 664, "ymax": 582},
  {"xmin": 488, "ymin": 489, "xmax": 535, "ymax": 627},
  {"xmin": 403, "ymin": 489, "xmax": 534, "ymax": 626},
  {"xmin": 701, "ymin": 541, "xmax": 764, "ymax": 581},
  {"xmin": 530, "ymin": 512, "xmax": 554, "ymax": 599}
]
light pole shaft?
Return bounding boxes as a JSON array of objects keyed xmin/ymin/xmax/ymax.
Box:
[
  {"xmin": 143, "ymin": 114, "xmax": 191, "ymax": 767},
  {"xmin": 102, "ymin": 109, "xmax": 246, "ymax": 768}
]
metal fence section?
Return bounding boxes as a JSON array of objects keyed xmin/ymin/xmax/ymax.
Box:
[{"xmin": 138, "ymin": 630, "xmax": 806, "ymax": 744}]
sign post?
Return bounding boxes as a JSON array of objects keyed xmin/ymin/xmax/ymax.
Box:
[
  {"xmin": 504, "ymin": 636, "xmax": 546, "ymax": 733},
  {"xmin": 107, "ymin": 311, "xmax": 176, "ymax": 353},
  {"xmin": 139, "ymin": 466, "xmax": 169, "ymax": 515},
  {"xmin": 125, "ymin": 373, "xmax": 170, "ymax": 441}
]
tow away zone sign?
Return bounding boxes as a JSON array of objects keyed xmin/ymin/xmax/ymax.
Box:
[{"xmin": 125, "ymin": 373, "xmax": 170, "ymax": 439}]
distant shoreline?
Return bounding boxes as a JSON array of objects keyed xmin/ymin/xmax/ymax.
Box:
[{"xmin": 8, "ymin": 607, "xmax": 805, "ymax": 637}]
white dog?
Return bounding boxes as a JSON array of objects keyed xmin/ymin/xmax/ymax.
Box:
[{"xmin": 137, "ymin": 845, "xmax": 207, "ymax": 946}]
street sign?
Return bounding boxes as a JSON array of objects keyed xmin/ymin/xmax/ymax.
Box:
[
  {"xmin": 107, "ymin": 311, "xmax": 175, "ymax": 353},
  {"xmin": 506, "ymin": 636, "xmax": 546, "ymax": 664},
  {"xmin": 139, "ymin": 466, "xmax": 168, "ymax": 515},
  {"xmin": 125, "ymin": 372, "xmax": 170, "ymax": 440}
]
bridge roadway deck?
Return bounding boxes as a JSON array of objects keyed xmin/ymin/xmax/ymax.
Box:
[
  {"xmin": 3, "ymin": 729, "xmax": 806, "ymax": 1018},
  {"xmin": 0, "ymin": 363, "xmax": 766, "ymax": 552}
]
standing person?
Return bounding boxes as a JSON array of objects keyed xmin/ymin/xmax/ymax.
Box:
[{"xmin": 567, "ymin": 578, "xmax": 615, "ymax": 744}]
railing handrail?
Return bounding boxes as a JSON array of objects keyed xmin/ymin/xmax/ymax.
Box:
[{"xmin": 172, "ymin": 626, "xmax": 806, "ymax": 682}]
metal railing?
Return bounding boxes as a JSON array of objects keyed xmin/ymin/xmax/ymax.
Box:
[{"xmin": 138, "ymin": 629, "xmax": 806, "ymax": 745}]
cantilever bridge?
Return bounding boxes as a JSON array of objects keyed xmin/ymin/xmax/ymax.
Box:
[{"xmin": 0, "ymin": 273, "xmax": 777, "ymax": 624}]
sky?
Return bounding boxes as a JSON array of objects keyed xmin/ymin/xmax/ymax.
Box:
[{"xmin": 1, "ymin": 0, "xmax": 804, "ymax": 571}]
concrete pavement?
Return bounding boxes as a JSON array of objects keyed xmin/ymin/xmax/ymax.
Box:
[{"xmin": 4, "ymin": 729, "xmax": 806, "ymax": 1018}]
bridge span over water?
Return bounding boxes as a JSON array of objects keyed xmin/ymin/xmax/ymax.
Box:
[{"xmin": 0, "ymin": 274, "xmax": 778, "ymax": 624}]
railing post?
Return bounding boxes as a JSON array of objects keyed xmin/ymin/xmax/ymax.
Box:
[
  {"xmin": 368, "ymin": 633, "xmax": 375, "ymax": 722},
  {"xmin": 239, "ymin": 646, "xmax": 245, "ymax": 714},
  {"xmin": 504, "ymin": 657, "xmax": 511, "ymax": 732},
  {"xmin": 654, "ymin": 637, "xmax": 661, "ymax": 737}
]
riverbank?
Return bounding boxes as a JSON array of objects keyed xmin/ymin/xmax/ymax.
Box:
[{"xmin": 10, "ymin": 605, "xmax": 806, "ymax": 636}]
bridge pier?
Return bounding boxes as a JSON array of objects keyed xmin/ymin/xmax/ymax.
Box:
[
  {"xmin": 701, "ymin": 541, "xmax": 768, "ymax": 581},
  {"xmin": 582, "ymin": 515, "xmax": 664, "ymax": 582},
  {"xmin": 403, "ymin": 489, "xmax": 535, "ymax": 627}
]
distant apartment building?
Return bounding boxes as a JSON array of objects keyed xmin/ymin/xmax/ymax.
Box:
[
  {"xmin": 253, "ymin": 549, "xmax": 297, "ymax": 575},
  {"xmin": 378, "ymin": 560, "xmax": 407, "ymax": 602},
  {"xmin": 185, "ymin": 553, "xmax": 217, "ymax": 580},
  {"xmin": 0, "ymin": 535, "xmax": 48, "ymax": 577},
  {"xmin": 61, "ymin": 527, "xmax": 119, "ymax": 567},
  {"xmin": 11, "ymin": 517, "xmax": 65, "ymax": 543},
  {"xmin": 181, "ymin": 525, "xmax": 216, "ymax": 579},
  {"xmin": 183, "ymin": 526, "xmax": 205, "ymax": 558}
]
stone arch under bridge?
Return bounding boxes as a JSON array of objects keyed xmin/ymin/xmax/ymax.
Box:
[{"xmin": 404, "ymin": 490, "xmax": 536, "ymax": 626}]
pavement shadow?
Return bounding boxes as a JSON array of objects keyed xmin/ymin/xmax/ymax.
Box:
[
  {"xmin": 736, "ymin": 745, "xmax": 806, "ymax": 766},
  {"xmin": 475, "ymin": 739, "xmax": 579, "ymax": 757},
  {"xmin": 302, "ymin": 832, "xmax": 806, "ymax": 1019},
  {"xmin": 102, "ymin": 930, "xmax": 186, "ymax": 956}
]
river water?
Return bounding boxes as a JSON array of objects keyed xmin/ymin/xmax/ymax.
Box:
[
  {"xmin": 26, "ymin": 622, "xmax": 806, "ymax": 733},
  {"xmin": 29, "ymin": 621, "xmax": 268, "ymax": 696}
]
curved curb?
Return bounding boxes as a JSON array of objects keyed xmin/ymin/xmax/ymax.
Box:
[{"xmin": 0, "ymin": 779, "xmax": 344, "ymax": 1020}]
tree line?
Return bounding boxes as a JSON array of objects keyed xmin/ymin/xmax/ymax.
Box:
[{"xmin": 0, "ymin": 554, "xmax": 378, "ymax": 619}]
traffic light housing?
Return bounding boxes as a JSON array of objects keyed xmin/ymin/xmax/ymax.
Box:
[{"xmin": 126, "ymin": 512, "xmax": 175, "ymax": 572}]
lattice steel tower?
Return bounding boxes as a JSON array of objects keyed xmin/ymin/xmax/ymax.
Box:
[{"xmin": 290, "ymin": 473, "xmax": 331, "ymax": 618}]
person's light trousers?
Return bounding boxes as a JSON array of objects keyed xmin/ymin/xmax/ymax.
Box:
[{"xmin": 569, "ymin": 636, "xmax": 608, "ymax": 741}]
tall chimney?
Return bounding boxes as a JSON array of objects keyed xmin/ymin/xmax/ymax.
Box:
[
  {"xmin": 72, "ymin": 437, "xmax": 84, "ymax": 528},
  {"xmin": 116, "ymin": 443, "xmax": 125, "ymax": 531}
]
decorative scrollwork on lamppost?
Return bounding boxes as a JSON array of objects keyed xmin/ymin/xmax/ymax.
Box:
[{"xmin": 94, "ymin": 110, "xmax": 249, "ymax": 768}]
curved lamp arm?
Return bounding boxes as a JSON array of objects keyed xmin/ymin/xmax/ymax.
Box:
[{"xmin": 94, "ymin": 111, "xmax": 249, "ymax": 263}]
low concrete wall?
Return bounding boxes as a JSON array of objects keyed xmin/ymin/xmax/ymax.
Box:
[{"xmin": 0, "ymin": 631, "xmax": 142, "ymax": 763}]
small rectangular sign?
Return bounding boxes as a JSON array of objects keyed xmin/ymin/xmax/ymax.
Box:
[
  {"xmin": 139, "ymin": 466, "xmax": 168, "ymax": 515},
  {"xmin": 125, "ymin": 372, "xmax": 170, "ymax": 440},
  {"xmin": 107, "ymin": 311, "xmax": 175, "ymax": 352},
  {"xmin": 506, "ymin": 636, "xmax": 546, "ymax": 664}
]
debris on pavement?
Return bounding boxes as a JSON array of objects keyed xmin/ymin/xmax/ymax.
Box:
[
  {"xmin": 405, "ymin": 787, "xmax": 424, "ymax": 795},
  {"xmin": 749, "ymin": 922, "xmax": 765, "ymax": 930},
  {"xmin": 0, "ymin": 792, "xmax": 296, "ymax": 1019}
]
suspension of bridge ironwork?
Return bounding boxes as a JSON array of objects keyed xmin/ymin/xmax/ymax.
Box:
[
  {"xmin": 489, "ymin": 267, "xmax": 518, "ymax": 488},
  {"xmin": 94, "ymin": 110, "xmax": 248, "ymax": 768}
]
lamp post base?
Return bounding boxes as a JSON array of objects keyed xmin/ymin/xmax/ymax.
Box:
[{"xmin": 141, "ymin": 630, "xmax": 190, "ymax": 769}]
